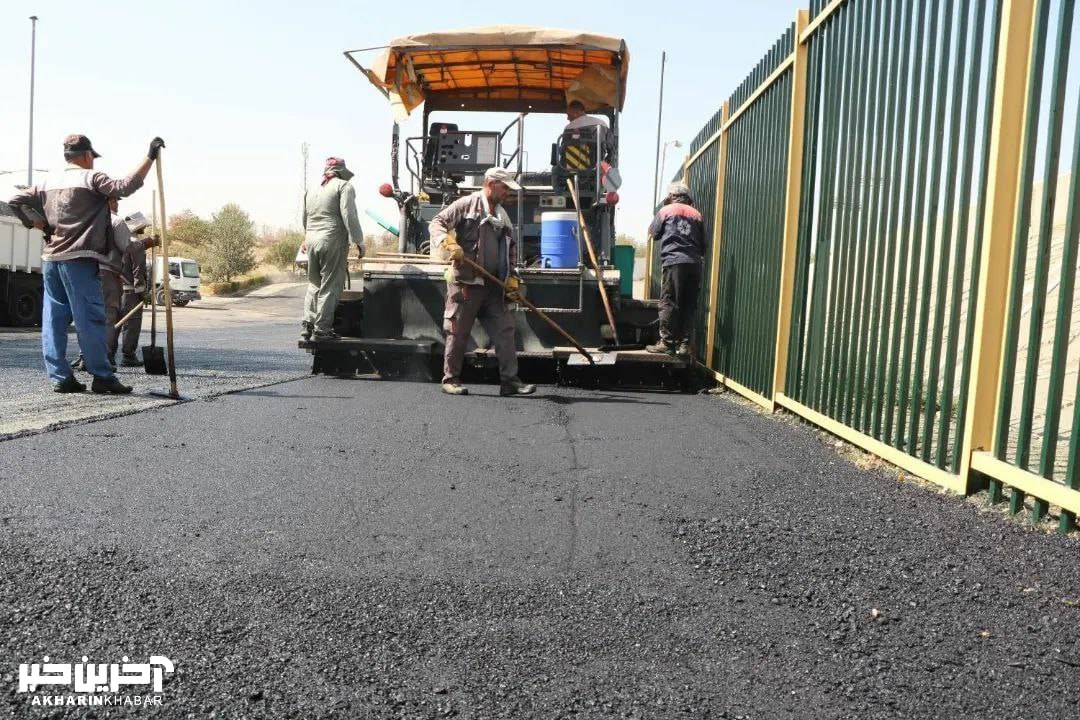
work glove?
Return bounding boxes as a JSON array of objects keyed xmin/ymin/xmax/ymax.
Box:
[
  {"xmin": 147, "ymin": 137, "xmax": 166, "ymax": 161},
  {"xmin": 144, "ymin": 235, "xmax": 161, "ymax": 249},
  {"xmin": 504, "ymin": 276, "xmax": 523, "ymax": 303},
  {"xmin": 443, "ymin": 240, "xmax": 464, "ymax": 263}
]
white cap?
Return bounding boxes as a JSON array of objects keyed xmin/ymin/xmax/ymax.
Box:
[
  {"xmin": 483, "ymin": 166, "xmax": 521, "ymax": 190},
  {"xmin": 666, "ymin": 181, "xmax": 691, "ymax": 197}
]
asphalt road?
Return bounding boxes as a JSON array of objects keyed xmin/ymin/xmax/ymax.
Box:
[
  {"xmin": 2, "ymin": 282, "xmax": 1079, "ymax": 719},
  {"xmin": 0, "ymin": 283, "xmax": 310, "ymax": 438}
]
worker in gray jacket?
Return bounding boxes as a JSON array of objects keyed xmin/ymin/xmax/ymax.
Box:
[
  {"xmin": 429, "ymin": 166, "xmax": 535, "ymax": 397},
  {"xmin": 9, "ymin": 133, "xmax": 164, "ymax": 394},
  {"xmin": 300, "ymin": 157, "xmax": 365, "ymax": 342}
]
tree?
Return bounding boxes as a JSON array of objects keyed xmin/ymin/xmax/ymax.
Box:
[
  {"xmin": 265, "ymin": 230, "xmax": 304, "ymax": 269},
  {"xmin": 168, "ymin": 210, "xmax": 212, "ymax": 248},
  {"xmin": 617, "ymin": 233, "xmax": 647, "ymax": 258},
  {"xmin": 205, "ymin": 203, "xmax": 257, "ymax": 282}
]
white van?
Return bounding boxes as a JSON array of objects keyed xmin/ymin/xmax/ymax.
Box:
[{"xmin": 152, "ymin": 256, "xmax": 202, "ymax": 306}]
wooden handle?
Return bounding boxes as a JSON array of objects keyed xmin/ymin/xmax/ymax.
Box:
[
  {"xmin": 566, "ymin": 178, "xmax": 620, "ymax": 346},
  {"xmin": 113, "ymin": 297, "xmax": 144, "ymax": 329},
  {"xmin": 457, "ymin": 256, "xmax": 595, "ymax": 365},
  {"xmin": 156, "ymin": 152, "xmax": 180, "ymax": 398}
]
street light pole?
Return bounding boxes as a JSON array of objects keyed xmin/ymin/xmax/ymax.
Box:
[
  {"xmin": 651, "ymin": 51, "xmax": 666, "ymax": 213},
  {"xmin": 28, "ymin": 15, "xmax": 38, "ymax": 187},
  {"xmin": 656, "ymin": 140, "xmax": 682, "ymax": 207}
]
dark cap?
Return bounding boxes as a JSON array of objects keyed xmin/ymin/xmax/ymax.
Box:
[{"xmin": 63, "ymin": 134, "xmax": 101, "ymax": 158}]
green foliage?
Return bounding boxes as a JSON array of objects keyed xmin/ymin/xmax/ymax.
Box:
[
  {"xmin": 168, "ymin": 210, "xmax": 211, "ymax": 248},
  {"xmin": 204, "ymin": 203, "xmax": 257, "ymax": 282},
  {"xmin": 265, "ymin": 230, "xmax": 304, "ymax": 269},
  {"xmin": 617, "ymin": 233, "xmax": 647, "ymax": 258}
]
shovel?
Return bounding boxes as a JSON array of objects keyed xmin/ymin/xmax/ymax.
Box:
[
  {"xmin": 150, "ymin": 151, "xmax": 181, "ymax": 399},
  {"xmin": 142, "ymin": 244, "xmax": 167, "ymax": 376}
]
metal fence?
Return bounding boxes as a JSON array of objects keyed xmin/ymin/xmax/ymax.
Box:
[{"xmin": 648, "ymin": 0, "xmax": 1080, "ymax": 532}]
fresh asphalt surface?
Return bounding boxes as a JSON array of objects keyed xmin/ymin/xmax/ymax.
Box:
[{"xmin": 2, "ymin": 282, "xmax": 1079, "ymax": 719}]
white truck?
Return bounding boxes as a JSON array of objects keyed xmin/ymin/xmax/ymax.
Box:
[
  {"xmin": 152, "ymin": 255, "xmax": 202, "ymax": 307},
  {"xmin": 0, "ymin": 202, "xmax": 44, "ymax": 326}
]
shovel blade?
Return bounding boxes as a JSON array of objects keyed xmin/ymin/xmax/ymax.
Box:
[
  {"xmin": 567, "ymin": 352, "xmax": 616, "ymax": 366},
  {"xmin": 142, "ymin": 345, "xmax": 168, "ymax": 375}
]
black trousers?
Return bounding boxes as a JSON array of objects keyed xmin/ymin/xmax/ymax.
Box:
[{"xmin": 658, "ymin": 263, "xmax": 702, "ymax": 344}]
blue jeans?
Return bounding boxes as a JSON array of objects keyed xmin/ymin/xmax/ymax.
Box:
[{"xmin": 41, "ymin": 260, "xmax": 115, "ymax": 383}]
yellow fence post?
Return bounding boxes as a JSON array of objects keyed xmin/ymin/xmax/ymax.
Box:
[
  {"xmin": 771, "ymin": 9, "xmax": 811, "ymax": 409},
  {"xmin": 705, "ymin": 102, "xmax": 731, "ymax": 371},
  {"xmin": 643, "ymin": 225, "xmax": 653, "ymax": 300},
  {"xmin": 959, "ymin": 0, "xmax": 1037, "ymax": 492}
]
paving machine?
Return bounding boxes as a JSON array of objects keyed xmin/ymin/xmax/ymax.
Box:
[{"xmin": 302, "ymin": 26, "xmax": 691, "ymax": 389}]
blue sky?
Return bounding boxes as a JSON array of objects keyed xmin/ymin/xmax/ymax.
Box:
[{"xmin": 0, "ymin": 0, "xmax": 804, "ymax": 240}]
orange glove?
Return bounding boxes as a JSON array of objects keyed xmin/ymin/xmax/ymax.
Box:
[
  {"xmin": 504, "ymin": 276, "xmax": 522, "ymax": 302},
  {"xmin": 443, "ymin": 240, "xmax": 464, "ymax": 262}
]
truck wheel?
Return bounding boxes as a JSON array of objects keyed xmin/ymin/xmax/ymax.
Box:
[{"xmin": 7, "ymin": 283, "xmax": 42, "ymax": 326}]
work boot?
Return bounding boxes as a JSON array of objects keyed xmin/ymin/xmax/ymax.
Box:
[
  {"xmin": 676, "ymin": 341, "xmax": 692, "ymax": 357},
  {"xmin": 300, "ymin": 321, "xmax": 313, "ymax": 342},
  {"xmin": 312, "ymin": 330, "xmax": 341, "ymax": 342},
  {"xmin": 121, "ymin": 353, "xmax": 141, "ymax": 367},
  {"xmin": 70, "ymin": 355, "xmax": 86, "ymax": 371},
  {"xmin": 645, "ymin": 341, "xmax": 675, "ymax": 355},
  {"xmin": 500, "ymin": 377, "xmax": 536, "ymax": 396},
  {"xmin": 441, "ymin": 381, "xmax": 469, "ymax": 396},
  {"xmin": 91, "ymin": 376, "xmax": 133, "ymax": 395},
  {"xmin": 53, "ymin": 375, "xmax": 86, "ymax": 393}
]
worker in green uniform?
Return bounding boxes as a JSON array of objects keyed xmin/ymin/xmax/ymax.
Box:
[{"xmin": 300, "ymin": 157, "xmax": 365, "ymax": 342}]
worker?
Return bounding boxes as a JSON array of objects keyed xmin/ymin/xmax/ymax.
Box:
[
  {"xmin": 71, "ymin": 199, "xmax": 158, "ymax": 371},
  {"xmin": 565, "ymin": 100, "xmax": 609, "ymax": 135},
  {"xmin": 118, "ymin": 216, "xmax": 152, "ymax": 367},
  {"xmin": 8, "ymin": 134, "xmax": 165, "ymax": 394},
  {"xmin": 645, "ymin": 181, "xmax": 705, "ymax": 357},
  {"xmin": 300, "ymin": 157, "xmax": 365, "ymax": 342},
  {"xmin": 430, "ymin": 166, "xmax": 535, "ymax": 397}
]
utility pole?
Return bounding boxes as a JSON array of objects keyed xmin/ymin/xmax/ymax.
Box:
[
  {"xmin": 301, "ymin": 142, "xmax": 309, "ymax": 229},
  {"xmin": 28, "ymin": 15, "xmax": 38, "ymax": 187},
  {"xmin": 651, "ymin": 51, "xmax": 666, "ymax": 212}
]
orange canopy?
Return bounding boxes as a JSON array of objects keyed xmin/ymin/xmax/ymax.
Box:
[{"xmin": 347, "ymin": 26, "xmax": 629, "ymax": 120}]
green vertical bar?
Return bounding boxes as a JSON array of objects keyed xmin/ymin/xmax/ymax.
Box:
[
  {"xmin": 938, "ymin": 0, "xmax": 992, "ymax": 469},
  {"xmin": 808, "ymin": 18, "xmax": 844, "ymax": 410},
  {"xmin": 747, "ymin": 52, "xmax": 773, "ymax": 395},
  {"xmin": 851, "ymin": 0, "xmax": 894, "ymax": 431},
  {"xmin": 1018, "ymin": 0, "xmax": 1075, "ymax": 478},
  {"xmin": 822, "ymin": 3, "xmax": 859, "ymax": 417},
  {"xmin": 895, "ymin": 0, "xmax": 943, "ymax": 453},
  {"xmin": 834, "ymin": 0, "xmax": 875, "ymax": 425},
  {"xmin": 910, "ymin": 0, "xmax": 957, "ymax": 460},
  {"xmin": 872, "ymin": 0, "xmax": 916, "ymax": 440},
  {"xmin": 952, "ymin": 0, "xmax": 1004, "ymax": 474},
  {"xmin": 731, "ymin": 84, "xmax": 758, "ymax": 387},
  {"xmin": 762, "ymin": 73, "xmax": 789, "ymax": 395},
  {"xmin": 846, "ymin": 0, "xmax": 889, "ymax": 429},
  {"xmin": 788, "ymin": 31, "xmax": 825, "ymax": 400},
  {"xmin": 994, "ymin": 0, "xmax": 1052, "ymax": 461},
  {"xmin": 922, "ymin": 2, "xmax": 971, "ymax": 465},
  {"xmin": 883, "ymin": 0, "xmax": 928, "ymax": 445}
]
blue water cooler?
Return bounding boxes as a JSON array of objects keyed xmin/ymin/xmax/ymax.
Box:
[{"xmin": 540, "ymin": 212, "xmax": 580, "ymax": 268}]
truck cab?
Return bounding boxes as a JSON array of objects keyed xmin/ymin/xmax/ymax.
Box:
[{"xmin": 152, "ymin": 256, "xmax": 201, "ymax": 307}]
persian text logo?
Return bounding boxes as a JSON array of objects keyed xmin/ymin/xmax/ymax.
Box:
[{"xmin": 18, "ymin": 655, "xmax": 174, "ymax": 694}]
